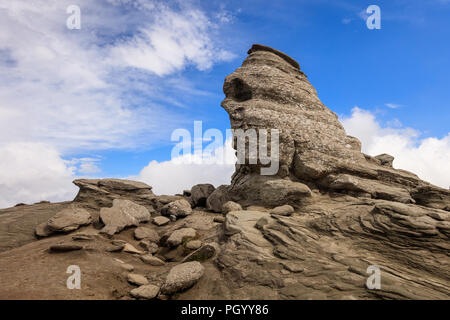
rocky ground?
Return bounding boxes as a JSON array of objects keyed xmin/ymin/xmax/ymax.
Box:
[{"xmin": 0, "ymin": 45, "xmax": 449, "ymax": 300}]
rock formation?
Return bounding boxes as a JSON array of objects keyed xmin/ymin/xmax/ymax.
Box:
[{"xmin": 0, "ymin": 44, "xmax": 448, "ymax": 300}]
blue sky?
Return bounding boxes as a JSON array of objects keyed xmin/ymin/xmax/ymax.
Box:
[{"xmin": 0, "ymin": 0, "xmax": 449, "ymax": 207}]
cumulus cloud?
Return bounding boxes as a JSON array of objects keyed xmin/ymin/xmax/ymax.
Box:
[
  {"xmin": 0, "ymin": 0, "xmax": 235, "ymax": 208},
  {"xmin": 342, "ymin": 107, "xmax": 450, "ymax": 189},
  {"xmin": 0, "ymin": 143, "xmax": 78, "ymax": 208},
  {"xmin": 135, "ymin": 139, "xmax": 236, "ymax": 195}
]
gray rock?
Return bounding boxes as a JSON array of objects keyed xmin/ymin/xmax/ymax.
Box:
[
  {"xmin": 152, "ymin": 216, "xmax": 170, "ymax": 226},
  {"xmin": 161, "ymin": 199, "xmax": 192, "ymax": 218},
  {"xmin": 183, "ymin": 242, "xmax": 220, "ymax": 262},
  {"xmin": 161, "ymin": 261, "xmax": 205, "ymax": 295},
  {"xmin": 100, "ymin": 199, "xmax": 151, "ymax": 235},
  {"xmin": 127, "ymin": 273, "xmax": 149, "ymax": 286},
  {"xmin": 222, "ymin": 201, "xmax": 243, "ymax": 214},
  {"xmin": 185, "ymin": 240, "xmax": 202, "ymax": 250},
  {"xmin": 167, "ymin": 228, "xmax": 197, "ymax": 247},
  {"xmin": 49, "ymin": 243, "xmax": 83, "ymax": 252},
  {"xmin": 122, "ymin": 243, "xmax": 144, "ymax": 255},
  {"xmin": 375, "ymin": 153, "xmax": 395, "ymax": 167},
  {"xmin": 130, "ymin": 284, "xmax": 160, "ymax": 299},
  {"xmin": 72, "ymin": 178, "xmax": 156, "ymax": 211},
  {"xmin": 35, "ymin": 222, "xmax": 53, "ymax": 237},
  {"xmin": 270, "ymin": 205, "xmax": 294, "ymax": 216},
  {"xmin": 206, "ymin": 185, "xmax": 229, "ymax": 212},
  {"xmin": 140, "ymin": 254, "xmax": 165, "ymax": 266},
  {"xmin": 190, "ymin": 184, "xmax": 215, "ymax": 207},
  {"xmin": 139, "ymin": 240, "xmax": 158, "ymax": 253},
  {"xmin": 46, "ymin": 205, "xmax": 92, "ymax": 233},
  {"xmin": 134, "ymin": 227, "xmax": 160, "ymax": 242}
]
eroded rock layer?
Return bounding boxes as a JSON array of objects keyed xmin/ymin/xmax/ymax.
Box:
[{"xmin": 222, "ymin": 44, "xmax": 450, "ymax": 209}]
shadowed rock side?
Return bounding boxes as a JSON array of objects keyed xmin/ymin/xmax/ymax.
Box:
[{"xmin": 0, "ymin": 45, "xmax": 449, "ymax": 300}]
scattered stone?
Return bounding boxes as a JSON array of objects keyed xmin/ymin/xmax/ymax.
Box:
[
  {"xmin": 46, "ymin": 205, "xmax": 92, "ymax": 233},
  {"xmin": 167, "ymin": 228, "xmax": 197, "ymax": 247},
  {"xmin": 185, "ymin": 240, "xmax": 202, "ymax": 250},
  {"xmin": 140, "ymin": 254, "xmax": 166, "ymax": 266},
  {"xmin": 49, "ymin": 243, "xmax": 83, "ymax": 252},
  {"xmin": 134, "ymin": 227, "xmax": 160, "ymax": 242},
  {"xmin": 206, "ymin": 185, "xmax": 229, "ymax": 212},
  {"xmin": 161, "ymin": 261, "xmax": 205, "ymax": 295},
  {"xmin": 120, "ymin": 264, "xmax": 135, "ymax": 272},
  {"xmin": 170, "ymin": 215, "xmax": 177, "ymax": 222},
  {"xmin": 127, "ymin": 273, "xmax": 149, "ymax": 286},
  {"xmin": 183, "ymin": 190, "xmax": 192, "ymax": 197},
  {"xmin": 130, "ymin": 284, "xmax": 160, "ymax": 300},
  {"xmin": 123, "ymin": 243, "xmax": 144, "ymax": 255},
  {"xmin": 152, "ymin": 216, "xmax": 170, "ymax": 226},
  {"xmin": 190, "ymin": 184, "xmax": 215, "ymax": 207},
  {"xmin": 222, "ymin": 201, "xmax": 242, "ymax": 214},
  {"xmin": 270, "ymin": 205, "xmax": 294, "ymax": 216},
  {"xmin": 139, "ymin": 240, "xmax": 158, "ymax": 253},
  {"xmin": 100, "ymin": 199, "xmax": 151, "ymax": 235},
  {"xmin": 161, "ymin": 199, "xmax": 192, "ymax": 218},
  {"xmin": 183, "ymin": 242, "xmax": 220, "ymax": 262}
]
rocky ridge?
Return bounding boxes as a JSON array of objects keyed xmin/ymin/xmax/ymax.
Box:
[{"xmin": 0, "ymin": 44, "xmax": 448, "ymax": 300}]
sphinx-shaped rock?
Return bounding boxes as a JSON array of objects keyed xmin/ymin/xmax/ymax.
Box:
[{"xmin": 221, "ymin": 44, "xmax": 450, "ymax": 209}]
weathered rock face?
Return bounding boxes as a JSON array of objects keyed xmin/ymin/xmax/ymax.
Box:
[
  {"xmin": 0, "ymin": 44, "xmax": 449, "ymax": 301},
  {"xmin": 100, "ymin": 199, "xmax": 151, "ymax": 236},
  {"xmin": 221, "ymin": 44, "xmax": 450, "ymax": 210},
  {"xmin": 73, "ymin": 178, "xmax": 156, "ymax": 211}
]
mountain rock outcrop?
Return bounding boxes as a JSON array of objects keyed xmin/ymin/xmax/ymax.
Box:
[
  {"xmin": 220, "ymin": 44, "xmax": 450, "ymax": 210},
  {"xmin": 0, "ymin": 44, "xmax": 448, "ymax": 300}
]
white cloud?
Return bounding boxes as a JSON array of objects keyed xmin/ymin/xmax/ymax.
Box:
[
  {"xmin": 0, "ymin": 143, "xmax": 78, "ymax": 208},
  {"xmin": 135, "ymin": 139, "xmax": 236, "ymax": 195},
  {"xmin": 385, "ymin": 103, "xmax": 402, "ymax": 109},
  {"xmin": 0, "ymin": 0, "xmax": 235, "ymax": 208},
  {"xmin": 342, "ymin": 107, "xmax": 450, "ymax": 189}
]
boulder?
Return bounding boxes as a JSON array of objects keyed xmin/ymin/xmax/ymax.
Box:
[
  {"xmin": 270, "ymin": 205, "xmax": 294, "ymax": 216},
  {"xmin": 167, "ymin": 228, "xmax": 197, "ymax": 247},
  {"xmin": 161, "ymin": 261, "xmax": 205, "ymax": 295},
  {"xmin": 190, "ymin": 184, "xmax": 215, "ymax": 207},
  {"xmin": 127, "ymin": 273, "xmax": 149, "ymax": 286},
  {"xmin": 46, "ymin": 205, "xmax": 92, "ymax": 233},
  {"xmin": 206, "ymin": 185, "xmax": 229, "ymax": 212},
  {"xmin": 122, "ymin": 243, "xmax": 144, "ymax": 255},
  {"xmin": 130, "ymin": 285, "xmax": 160, "ymax": 300},
  {"xmin": 100, "ymin": 199, "xmax": 151, "ymax": 235},
  {"xmin": 73, "ymin": 178, "xmax": 156, "ymax": 211},
  {"xmin": 161, "ymin": 199, "xmax": 192, "ymax": 218},
  {"xmin": 222, "ymin": 201, "xmax": 243, "ymax": 214},
  {"xmin": 134, "ymin": 227, "xmax": 160, "ymax": 242},
  {"xmin": 140, "ymin": 254, "xmax": 165, "ymax": 266},
  {"xmin": 185, "ymin": 240, "xmax": 202, "ymax": 250},
  {"xmin": 183, "ymin": 242, "xmax": 220, "ymax": 262},
  {"xmin": 139, "ymin": 240, "xmax": 158, "ymax": 253},
  {"xmin": 152, "ymin": 216, "xmax": 170, "ymax": 226},
  {"xmin": 49, "ymin": 243, "xmax": 83, "ymax": 252}
]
